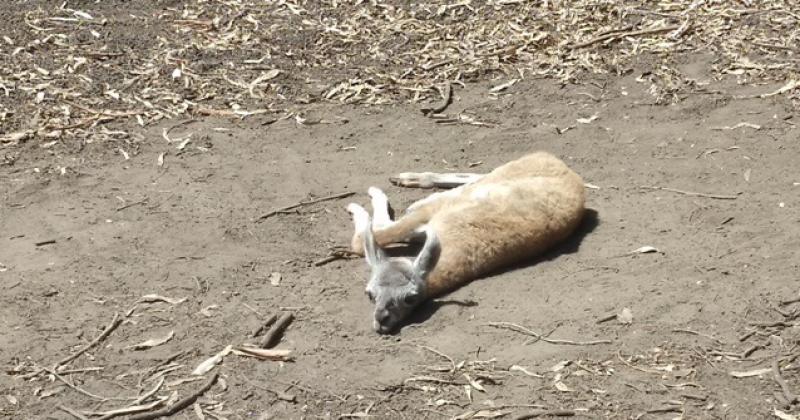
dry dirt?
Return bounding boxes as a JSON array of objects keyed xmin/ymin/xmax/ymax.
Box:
[{"xmin": 2, "ymin": 2, "xmax": 800, "ymax": 420}]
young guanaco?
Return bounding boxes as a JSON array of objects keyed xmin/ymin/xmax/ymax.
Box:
[{"xmin": 346, "ymin": 151, "xmax": 585, "ymax": 333}]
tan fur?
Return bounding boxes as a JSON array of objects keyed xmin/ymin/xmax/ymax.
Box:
[{"xmin": 352, "ymin": 151, "xmax": 585, "ymax": 298}]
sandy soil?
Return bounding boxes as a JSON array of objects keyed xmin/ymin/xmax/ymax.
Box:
[{"xmin": 2, "ymin": 2, "xmax": 800, "ymax": 420}]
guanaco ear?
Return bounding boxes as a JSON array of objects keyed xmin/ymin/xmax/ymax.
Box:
[
  {"xmin": 413, "ymin": 226, "xmax": 440, "ymax": 280},
  {"xmin": 363, "ymin": 219, "xmax": 387, "ymax": 267}
]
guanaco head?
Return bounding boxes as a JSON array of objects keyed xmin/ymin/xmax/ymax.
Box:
[{"xmin": 360, "ymin": 216, "xmax": 440, "ymax": 334}]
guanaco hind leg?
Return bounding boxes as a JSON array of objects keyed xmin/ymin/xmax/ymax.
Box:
[
  {"xmin": 392, "ymin": 172, "xmax": 484, "ymax": 214},
  {"xmin": 390, "ymin": 172, "xmax": 485, "ymax": 189}
]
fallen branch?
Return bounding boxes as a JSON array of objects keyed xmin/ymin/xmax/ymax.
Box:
[
  {"xmin": 44, "ymin": 368, "xmax": 131, "ymax": 402},
  {"xmin": 252, "ymin": 313, "xmax": 278, "ymax": 338},
  {"xmin": 257, "ymin": 192, "xmax": 355, "ymax": 221},
  {"xmin": 421, "ymin": 82, "xmax": 453, "ymax": 115},
  {"xmin": 58, "ymin": 405, "xmax": 89, "ymax": 420},
  {"xmin": 259, "ymin": 312, "xmax": 294, "ymax": 348},
  {"xmin": 314, "ymin": 249, "xmax": 360, "ymax": 266},
  {"xmin": 58, "ymin": 312, "xmax": 123, "ymax": 367},
  {"xmin": 640, "ymin": 186, "xmax": 739, "ymax": 200},
  {"xmin": 773, "ymin": 359, "xmax": 799, "ymax": 406},
  {"xmin": 128, "ymin": 373, "xmax": 219, "ymax": 420},
  {"xmin": 781, "ymin": 297, "xmax": 800, "ymax": 306},
  {"xmin": 569, "ymin": 25, "xmax": 679, "ymax": 49},
  {"xmin": 93, "ymin": 397, "xmax": 168, "ymax": 420},
  {"xmin": 486, "ymin": 322, "xmax": 611, "ymax": 346},
  {"xmin": 513, "ymin": 409, "xmax": 576, "ymax": 419}
]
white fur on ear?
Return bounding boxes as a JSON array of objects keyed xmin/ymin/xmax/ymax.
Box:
[
  {"xmin": 347, "ymin": 203, "xmax": 369, "ymax": 233},
  {"xmin": 348, "ymin": 203, "xmax": 385, "ymax": 266},
  {"xmin": 363, "ymin": 222, "xmax": 387, "ymax": 267},
  {"xmin": 413, "ymin": 225, "xmax": 440, "ymax": 280}
]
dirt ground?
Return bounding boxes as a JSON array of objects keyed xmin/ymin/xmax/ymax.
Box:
[{"xmin": 3, "ymin": 2, "xmax": 800, "ymax": 420}]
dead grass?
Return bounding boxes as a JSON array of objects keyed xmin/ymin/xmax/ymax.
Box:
[{"xmin": 1, "ymin": 0, "xmax": 799, "ymax": 153}]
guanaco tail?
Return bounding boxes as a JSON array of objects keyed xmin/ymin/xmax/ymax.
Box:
[{"xmin": 346, "ymin": 151, "xmax": 586, "ymax": 333}]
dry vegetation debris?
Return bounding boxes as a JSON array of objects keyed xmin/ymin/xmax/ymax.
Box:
[{"xmin": 1, "ymin": 0, "xmax": 799, "ymax": 155}]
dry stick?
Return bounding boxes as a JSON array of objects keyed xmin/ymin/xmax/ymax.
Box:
[
  {"xmin": 421, "ymin": 82, "xmax": 453, "ymax": 115},
  {"xmin": 44, "ymin": 368, "xmax": 131, "ymax": 402},
  {"xmin": 116, "ymin": 199, "xmax": 149, "ymax": 212},
  {"xmin": 314, "ymin": 250, "xmax": 360, "ymax": 266},
  {"xmin": 773, "ymin": 359, "xmax": 799, "ymax": 406},
  {"xmin": 418, "ymin": 345, "xmax": 457, "ymax": 372},
  {"xmin": 781, "ymin": 297, "xmax": 800, "ymax": 306},
  {"xmin": 251, "ymin": 313, "xmax": 278, "ymax": 338},
  {"xmin": 94, "ymin": 398, "xmax": 167, "ymax": 420},
  {"xmin": 513, "ymin": 409, "xmax": 576, "ymax": 419},
  {"xmin": 486, "ymin": 322, "xmax": 611, "ymax": 346},
  {"xmin": 58, "ymin": 312, "xmax": 122, "ymax": 367},
  {"xmin": 257, "ymin": 191, "xmax": 355, "ymax": 221},
  {"xmin": 569, "ymin": 25, "xmax": 680, "ymax": 49},
  {"xmin": 595, "ymin": 313, "xmax": 617, "ymax": 324},
  {"xmin": 128, "ymin": 373, "xmax": 219, "ymax": 420},
  {"xmin": 672, "ymin": 328, "xmax": 723, "ymax": 345},
  {"xmin": 640, "ymin": 186, "xmax": 739, "ymax": 200},
  {"xmin": 58, "ymin": 405, "xmax": 90, "ymax": 420},
  {"xmin": 260, "ymin": 312, "xmax": 294, "ymax": 348}
]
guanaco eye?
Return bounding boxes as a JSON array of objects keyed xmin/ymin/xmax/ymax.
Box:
[{"xmin": 403, "ymin": 294, "xmax": 419, "ymax": 306}]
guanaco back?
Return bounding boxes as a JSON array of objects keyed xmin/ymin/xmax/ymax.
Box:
[{"xmin": 346, "ymin": 151, "xmax": 586, "ymax": 333}]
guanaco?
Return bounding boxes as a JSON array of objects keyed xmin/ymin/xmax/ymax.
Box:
[{"xmin": 346, "ymin": 151, "xmax": 586, "ymax": 334}]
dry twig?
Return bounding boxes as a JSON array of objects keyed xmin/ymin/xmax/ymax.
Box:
[
  {"xmin": 128, "ymin": 373, "xmax": 219, "ymax": 420},
  {"xmin": 640, "ymin": 186, "xmax": 739, "ymax": 200},
  {"xmin": 773, "ymin": 359, "xmax": 799, "ymax": 406},
  {"xmin": 259, "ymin": 312, "xmax": 294, "ymax": 349},
  {"xmin": 58, "ymin": 312, "xmax": 123, "ymax": 367},
  {"xmin": 257, "ymin": 192, "xmax": 355, "ymax": 221},
  {"xmin": 486, "ymin": 322, "xmax": 611, "ymax": 346},
  {"xmin": 513, "ymin": 409, "xmax": 577, "ymax": 419}
]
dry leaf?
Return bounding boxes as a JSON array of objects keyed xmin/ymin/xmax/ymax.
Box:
[
  {"xmin": 744, "ymin": 168, "xmax": 751, "ymax": 182},
  {"xmin": 761, "ymin": 79, "xmax": 800, "ymax": 98},
  {"xmin": 128, "ymin": 330, "xmax": 174, "ymax": 350},
  {"xmin": 199, "ymin": 305, "xmax": 218, "ymax": 317},
  {"xmin": 474, "ymin": 409, "xmax": 514, "ymax": 418},
  {"xmin": 38, "ymin": 386, "xmax": 65, "ymax": 399},
  {"xmin": 577, "ymin": 114, "xmax": 599, "ymax": 124},
  {"xmin": 510, "ymin": 365, "xmax": 543, "ymax": 377},
  {"xmin": 711, "ymin": 122, "xmax": 761, "ymax": 131},
  {"xmin": 489, "ymin": 79, "xmax": 519, "ymax": 92},
  {"xmin": 464, "ymin": 374, "xmax": 486, "ymax": 392},
  {"xmin": 774, "ymin": 409, "xmax": 799, "ymax": 420},
  {"xmin": 261, "ymin": 69, "xmax": 282, "ymax": 81},
  {"xmin": 4, "ymin": 395, "xmax": 17, "ymax": 405},
  {"xmin": 554, "ymin": 381, "xmax": 574, "ymax": 392},
  {"xmin": 166, "ymin": 377, "xmax": 203, "ymax": 388},
  {"xmin": 269, "ymin": 272, "xmax": 281, "ymax": 286},
  {"xmin": 157, "ymin": 153, "xmax": 165, "ymax": 167},
  {"xmin": 729, "ymin": 368, "xmax": 772, "ymax": 378},
  {"xmin": 192, "ymin": 345, "xmax": 233, "ymax": 375},
  {"xmin": 550, "ymin": 360, "xmax": 571, "ymax": 372},
  {"xmin": 137, "ymin": 294, "xmax": 187, "ymax": 305},
  {"xmin": 233, "ymin": 346, "xmax": 293, "ymax": 361},
  {"xmin": 630, "ymin": 246, "xmax": 659, "ymax": 254},
  {"xmin": 176, "ymin": 137, "xmax": 192, "ymax": 150},
  {"xmin": 617, "ymin": 307, "xmax": 633, "ymax": 325}
]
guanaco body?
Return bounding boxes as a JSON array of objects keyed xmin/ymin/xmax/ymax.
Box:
[{"xmin": 346, "ymin": 151, "xmax": 585, "ymax": 334}]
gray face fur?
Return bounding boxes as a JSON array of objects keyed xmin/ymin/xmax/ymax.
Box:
[{"xmin": 363, "ymin": 223, "xmax": 440, "ymax": 334}]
